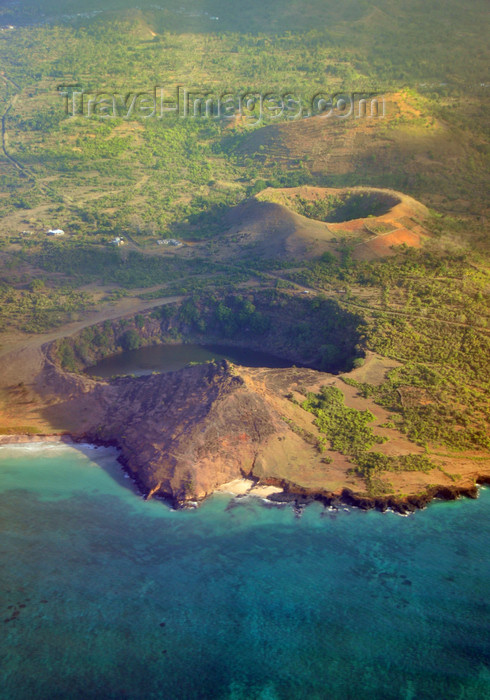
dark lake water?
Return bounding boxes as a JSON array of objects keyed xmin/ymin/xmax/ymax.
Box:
[
  {"xmin": 0, "ymin": 443, "xmax": 489, "ymax": 699},
  {"xmin": 85, "ymin": 343, "xmax": 296, "ymax": 378}
]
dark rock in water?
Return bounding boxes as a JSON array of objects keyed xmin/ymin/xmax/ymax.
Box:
[
  {"xmin": 261, "ymin": 499, "xmax": 288, "ymax": 510},
  {"xmin": 267, "ymin": 492, "xmax": 297, "ymax": 503},
  {"xmin": 293, "ymin": 503, "xmax": 305, "ymax": 518}
]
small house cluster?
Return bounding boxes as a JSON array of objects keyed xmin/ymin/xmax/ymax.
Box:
[
  {"xmin": 157, "ymin": 238, "xmax": 183, "ymax": 247},
  {"xmin": 111, "ymin": 236, "xmax": 125, "ymax": 246}
]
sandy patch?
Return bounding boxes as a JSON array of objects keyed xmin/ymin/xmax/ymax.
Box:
[
  {"xmin": 215, "ymin": 479, "xmax": 284, "ymax": 498},
  {"xmin": 250, "ymin": 484, "xmax": 284, "ymax": 497},
  {"xmin": 214, "ymin": 478, "xmax": 255, "ymax": 495}
]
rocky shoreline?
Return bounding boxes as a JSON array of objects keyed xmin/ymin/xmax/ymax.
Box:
[{"xmin": 1, "ymin": 431, "xmax": 489, "ymax": 515}]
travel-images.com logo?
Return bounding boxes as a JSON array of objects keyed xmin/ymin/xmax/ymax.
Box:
[{"xmin": 58, "ymin": 86, "xmax": 386, "ymax": 124}]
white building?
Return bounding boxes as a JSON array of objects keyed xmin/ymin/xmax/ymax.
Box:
[{"xmin": 47, "ymin": 228, "xmax": 65, "ymax": 236}]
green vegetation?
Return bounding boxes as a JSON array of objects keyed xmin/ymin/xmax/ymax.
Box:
[
  {"xmin": 169, "ymin": 290, "xmax": 364, "ymax": 373},
  {"xmin": 26, "ymin": 241, "xmax": 221, "ymax": 288},
  {"xmin": 299, "ymin": 386, "xmax": 437, "ymax": 494},
  {"xmin": 286, "ymin": 242, "xmax": 490, "ymax": 454},
  {"xmin": 343, "ymin": 362, "xmax": 490, "ymax": 452},
  {"xmin": 120, "ymin": 329, "xmax": 142, "ymax": 351},
  {"xmin": 57, "ymin": 339, "xmax": 78, "ymax": 372},
  {"xmin": 289, "ymin": 191, "xmax": 399, "ymax": 223},
  {"xmin": 301, "ymin": 386, "xmax": 382, "ymax": 456},
  {"xmin": 0, "ymin": 279, "xmax": 94, "ymax": 333}
]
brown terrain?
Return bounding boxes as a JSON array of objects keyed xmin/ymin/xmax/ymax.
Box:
[
  {"xmin": 234, "ymin": 90, "xmax": 488, "ymax": 218},
  {"xmin": 218, "ymin": 186, "xmax": 429, "ymax": 261}
]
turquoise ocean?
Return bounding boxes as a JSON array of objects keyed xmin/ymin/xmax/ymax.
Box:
[{"xmin": 0, "ymin": 443, "xmax": 489, "ymax": 699}]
